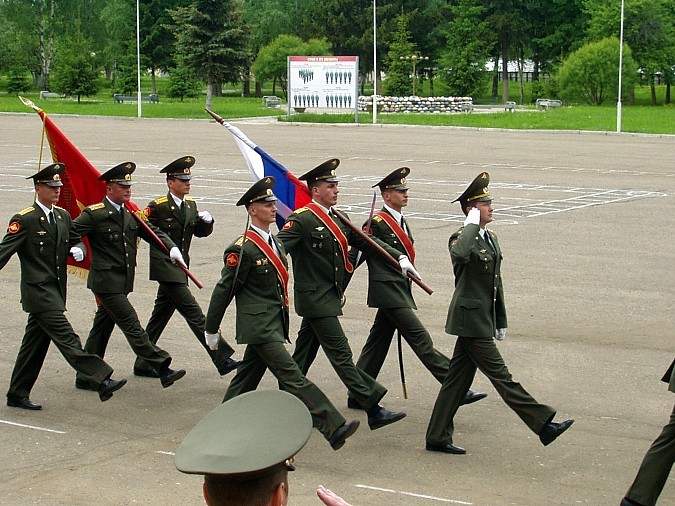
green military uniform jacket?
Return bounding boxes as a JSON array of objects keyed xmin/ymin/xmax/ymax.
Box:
[
  {"xmin": 206, "ymin": 230, "xmax": 289, "ymax": 344},
  {"xmin": 446, "ymin": 223, "xmax": 507, "ymax": 337},
  {"xmin": 145, "ymin": 193, "xmax": 213, "ymax": 283},
  {"xmin": 276, "ymin": 206, "xmax": 403, "ymax": 318},
  {"xmin": 664, "ymin": 359, "xmax": 675, "ymax": 393},
  {"xmin": 0, "ymin": 204, "xmax": 84, "ymax": 313},
  {"xmin": 361, "ymin": 209, "xmax": 416, "ymax": 310},
  {"xmin": 73, "ymin": 198, "xmax": 175, "ymax": 294}
]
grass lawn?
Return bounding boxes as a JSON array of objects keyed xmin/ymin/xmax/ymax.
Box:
[{"xmin": 1, "ymin": 79, "xmax": 672, "ymax": 135}]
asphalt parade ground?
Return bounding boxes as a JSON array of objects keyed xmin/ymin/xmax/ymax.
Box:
[{"xmin": 0, "ymin": 113, "xmax": 673, "ymax": 505}]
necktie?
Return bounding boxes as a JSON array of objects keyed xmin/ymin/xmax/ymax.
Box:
[
  {"xmin": 400, "ymin": 217, "xmax": 408, "ymax": 236},
  {"xmin": 268, "ymin": 235, "xmax": 277, "ymax": 255},
  {"xmin": 180, "ymin": 201, "xmax": 186, "ymax": 218},
  {"xmin": 483, "ymin": 231, "xmax": 494, "ymax": 251},
  {"xmin": 48, "ymin": 211, "xmax": 56, "ymax": 232}
]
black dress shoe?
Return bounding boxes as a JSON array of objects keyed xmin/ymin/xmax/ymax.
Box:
[
  {"xmin": 539, "ymin": 418, "xmax": 574, "ymax": 446},
  {"xmin": 75, "ymin": 378, "xmax": 98, "ymax": 391},
  {"xmin": 461, "ymin": 389, "xmax": 487, "ymax": 405},
  {"xmin": 425, "ymin": 442, "xmax": 466, "ymax": 455},
  {"xmin": 328, "ymin": 420, "xmax": 360, "ymax": 450},
  {"xmin": 98, "ymin": 378, "xmax": 127, "ymax": 402},
  {"xmin": 133, "ymin": 368, "xmax": 160, "ymax": 378},
  {"xmin": 620, "ymin": 498, "xmax": 644, "ymax": 506},
  {"xmin": 159, "ymin": 368, "xmax": 186, "ymax": 388},
  {"xmin": 347, "ymin": 397, "xmax": 363, "ymax": 410},
  {"xmin": 367, "ymin": 406, "xmax": 406, "ymax": 430},
  {"xmin": 217, "ymin": 358, "xmax": 240, "ymax": 376},
  {"xmin": 7, "ymin": 396, "xmax": 42, "ymax": 410}
]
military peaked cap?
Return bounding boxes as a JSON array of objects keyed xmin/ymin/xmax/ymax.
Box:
[
  {"xmin": 99, "ymin": 162, "xmax": 136, "ymax": 186},
  {"xmin": 374, "ymin": 167, "xmax": 410, "ymax": 191},
  {"xmin": 299, "ymin": 158, "xmax": 340, "ymax": 184},
  {"xmin": 175, "ymin": 390, "xmax": 312, "ymax": 478},
  {"xmin": 161, "ymin": 156, "xmax": 195, "ymax": 180},
  {"xmin": 236, "ymin": 177, "xmax": 278, "ymax": 207},
  {"xmin": 453, "ymin": 171, "xmax": 492, "ymax": 204},
  {"xmin": 27, "ymin": 163, "xmax": 65, "ymax": 187}
]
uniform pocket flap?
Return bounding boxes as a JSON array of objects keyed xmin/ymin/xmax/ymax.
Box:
[
  {"xmin": 240, "ymin": 304, "xmax": 267, "ymax": 316},
  {"xmin": 458, "ymin": 297, "xmax": 481, "ymax": 309}
]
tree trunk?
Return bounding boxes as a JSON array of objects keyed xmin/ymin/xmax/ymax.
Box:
[
  {"xmin": 243, "ymin": 70, "xmax": 251, "ymax": 97},
  {"xmin": 205, "ymin": 76, "xmax": 213, "ymax": 111},
  {"xmin": 518, "ymin": 50, "xmax": 524, "ymax": 104},
  {"xmin": 151, "ymin": 66, "xmax": 157, "ymax": 94},
  {"xmin": 500, "ymin": 40, "xmax": 509, "ymax": 102},
  {"xmin": 255, "ymin": 81, "xmax": 262, "ymax": 98},
  {"xmin": 666, "ymin": 82, "xmax": 671, "ymax": 104},
  {"xmin": 429, "ymin": 68, "xmax": 434, "ymax": 97},
  {"xmin": 650, "ymin": 81, "xmax": 657, "ymax": 105},
  {"xmin": 491, "ymin": 56, "xmax": 499, "ymax": 98},
  {"xmin": 272, "ymin": 77, "xmax": 276, "ymax": 95},
  {"xmin": 212, "ymin": 82, "xmax": 222, "ymax": 97}
]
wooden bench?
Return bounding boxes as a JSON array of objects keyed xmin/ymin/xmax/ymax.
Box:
[
  {"xmin": 113, "ymin": 93, "xmax": 159, "ymax": 104},
  {"xmin": 262, "ymin": 95, "xmax": 281, "ymax": 108},
  {"xmin": 536, "ymin": 98, "xmax": 563, "ymax": 110},
  {"xmin": 39, "ymin": 91, "xmax": 66, "ymax": 100}
]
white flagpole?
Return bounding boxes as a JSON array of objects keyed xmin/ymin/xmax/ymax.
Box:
[
  {"xmin": 617, "ymin": 0, "xmax": 625, "ymax": 133},
  {"xmin": 136, "ymin": 0, "xmax": 142, "ymax": 118},
  {"xmin": 373, "ymin": 0, "xmax": 378, "ymax": 125}
]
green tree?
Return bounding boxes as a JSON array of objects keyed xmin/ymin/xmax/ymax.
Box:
[
  {"xmin": 557, "ymin": 37, "xmax": 638, "ymax": 105},
  {"xmin": 382, "ymin": 14, "xmax": 416, "ymax": 96},
  {"xmin": 166, "ymin": 65, "xmax": 201, "ymax": 101},
  {"xmin": 169, "ymin": 0, "xmax": 251, "ymax": 110},
  {"xmin": 584, "ymin": 0, "xmax": 674, "ymax": 104},
  {"xmin": 438, "ymin": 0, "xmax": 491, "ymax": 97},
  {"xmin": 50, "ymin": 32, "xmax": 99, "ymax": 103},
  {"xmin": 253, "ymin": 34, "xmax": 332, "ymax": 97}
]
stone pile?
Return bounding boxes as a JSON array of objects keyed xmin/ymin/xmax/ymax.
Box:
[{"xmin": 358, "ymin": 95, "xmax": 472, "ymax": 114}]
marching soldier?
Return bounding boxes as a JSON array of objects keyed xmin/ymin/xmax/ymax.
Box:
[
  {"xmin": 73, "ymin": 162, "xmax": 186, "ymax": 390},
  {"xmin": 205, "ymin": 177, "xmax": 359, "ymax": 450},
  {"xmin": 132, "ymin": 156, "xmax": 238, "ymax": 378},
  {"xmin": 276, "ymin": 159, "xmax": 414, "ymax": 431},
  {"xmin": 426, "ymin": 172, "xmax": 574, "ymax": 454},
  {"xmin": 348, "ymin": 167, "xmax": 487, "ymax": 409},
  {"xmin": 1, "ymin": 163, "xmax": 126, "ymax": 409}
]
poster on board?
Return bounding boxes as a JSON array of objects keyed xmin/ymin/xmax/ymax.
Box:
[{"xmin": 287, "ymin": 56, "xmax": 358, "ymax": 117}]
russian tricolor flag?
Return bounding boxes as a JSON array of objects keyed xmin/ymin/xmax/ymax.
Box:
[{"xmin": 206, "ymin": 109, "xmax": 311, "ymax": 228}]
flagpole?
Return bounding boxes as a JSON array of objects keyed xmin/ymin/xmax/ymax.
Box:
[
  {"xmin": 372, "ymin": 0, "xmax": 378, "ymax": 125},
  {"xmin": 136, "ymin": 0, "xmax": 142, "ymax": 118},
  {"xmin": 616, "ymin": 0, "xmax": 625, "ymax": 133}
]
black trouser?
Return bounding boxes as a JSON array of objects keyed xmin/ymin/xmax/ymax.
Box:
[
  {"xmin": 134, "ymin": 282, "xmax": 234, "ymax": 372},
  {"xmin": 8, "ymin": 311, "xmax": 113, "ymax": 398},
  {"xmin": 427, "ymin": 336, "xmax": 555, "ymax": 445},
  {"xmin": 78, "ymin": 293, "xmax": 170, "ymax": 381}
]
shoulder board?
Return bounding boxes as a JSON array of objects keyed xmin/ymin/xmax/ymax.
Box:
[
  {"xmin": 19, "ymin": 207, "xmax": 35, "ymax": 216},
  {"xmin": 185, "ymin": 196, "xmax": 195, "ymax": 202},
  {"xmin": 87, "ymin": 203, "xmax": 106, "ymax": 211},
  {"xmin": 153, "ymin": 196, "xmax": 169, "ymax": 205},
  {"xmin": 234, "ymin": 236, "xmax": 245, "ymax": 247},
  {"xmin": 295, "ymin": 207, "xmax": 309, "ymax": 214},
  {"xmin": 373, "ymin": 215, "xmax": 383, "ymax": 223},
  {"xmin": 53, "ymin": 205, "xmax": 65, "ymax": 211}
]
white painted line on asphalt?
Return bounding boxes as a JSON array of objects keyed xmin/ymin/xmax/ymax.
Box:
[
  {"xmin": 0, "ymin": 419, "xmax": 66, "ymax": 434},
  {"xmin": 354, "ymin": 484, "xmax": 473, "ymax": 504},
  {"xmin": 156, "ymin": 451, "xmax": 175, "ymax": 456}
]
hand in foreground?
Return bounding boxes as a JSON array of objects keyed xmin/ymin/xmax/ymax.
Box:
[
  {"xmin": 169, "ymin": 246, "xmax": 186, "ymax": 267},
  {"xmin": 463, "ymin": 206, "xmax": 480, "ymax": 227},
  {"xmin": 198, "ymin": 210, "xmax": 213, "ymax": 223},
  {"xmin": 398, "ymin": 256, "xmax": 421, "ymax": 280},
  {"xmin": 69, "ymin": 246, "xmax": 85, "ymax": 262},
  {"xmin": 317, "ymin": 485, "xmax": 352, "ymax": 506},
  {"xmin": 204, "ymin": 331, "xmax": 220, "ymax": 351},
  {"xmin": 495, "ymin": 328, "xmax": 507, "ymax": 341}
]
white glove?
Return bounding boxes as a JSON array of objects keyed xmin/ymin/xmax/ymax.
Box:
[
  {"xmin": 204, "ymin": 330, "xmax": 220, "ymax": 351},
  {"xmin": 198, "ymin": 210, "xmax": 213, "ymax": 223},
  {"xmin": 496, "ymin": 328, "xmax": 507, "ymax": 341},
  {"xmin": 398, "ymin": 255, "xmax": 421, "ymax": 280},
  {"xmin": 169, "ymin": 246, "xmax": 186, "ymax": 267},
  {"xmin": 464, "ymin": 206, "xmax": 481, "ymax": 227},
  {"xmin": 69, "ymin": 246, "xmax": 84, "ymax": 262}
]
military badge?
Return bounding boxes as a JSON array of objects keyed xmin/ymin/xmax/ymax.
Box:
[
  {"xmin": 282, "ymin": 221, "xmax": 293, "ymax": 230},
  {"xmin": 226, "ymin": 253, "xmax": 239, "ymax": 267},
  {"xmin": 8, "ymin": 221, "xmax": 20, "ymax": 234}
]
